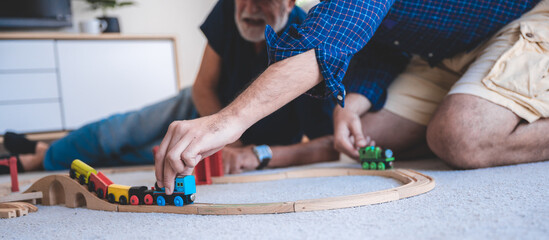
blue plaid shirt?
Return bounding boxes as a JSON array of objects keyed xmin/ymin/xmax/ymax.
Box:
[{"xmin": 265, "ymin": 0, "xmax": 540, "ymax": 110}]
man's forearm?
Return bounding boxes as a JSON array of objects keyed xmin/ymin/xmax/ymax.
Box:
[
  {"xmin": 218, "ymin": 50, "xmax": 322, "ymax": 130},
  {"xmin": 269, "ymin": 136, "xmax": 339, "ymax": 168},
  {"xmin": 192, "ymin": 86, "xmax": 223, "ymax": 117}
]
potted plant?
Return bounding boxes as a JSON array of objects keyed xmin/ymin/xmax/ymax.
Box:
[{"xmin": 84, "ymin": 0, "xmax": 135, "ymax": 33}]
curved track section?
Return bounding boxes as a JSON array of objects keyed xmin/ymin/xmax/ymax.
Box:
[{"xmin": 24, "ymin": 168, "xmax": 435, "ymax": 215}]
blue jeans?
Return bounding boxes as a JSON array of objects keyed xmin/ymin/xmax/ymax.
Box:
[{"xmin": 44, "ymin": 87, "xmax": 198, "ymax": 170}]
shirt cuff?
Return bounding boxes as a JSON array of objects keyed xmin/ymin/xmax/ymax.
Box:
[
  {"xmin": 265, "ymin": 24, "xmax": 348, "ymax": 107},
  {"xmin": 345, "ymin": 80, "xmax": 387, "ymax": 111}
]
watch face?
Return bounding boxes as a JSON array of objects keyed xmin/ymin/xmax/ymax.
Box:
[{"xmin": 253, "ymin": 145, "xmax": 272, "ymax": 170}]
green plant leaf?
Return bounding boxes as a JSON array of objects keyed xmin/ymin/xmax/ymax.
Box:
[
  {"xmin": 118, "ymin": 2, "xmax": 135, "ymax": 7},
  {"xmin": 83, "ymin": 0, "xmax": 135, "ymax": 11}
]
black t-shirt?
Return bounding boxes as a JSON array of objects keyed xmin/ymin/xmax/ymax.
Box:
[{"xmin": 199, "ymin": 0, "xmax": 333, "ymax": 145}]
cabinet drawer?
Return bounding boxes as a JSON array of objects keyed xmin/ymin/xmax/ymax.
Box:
[
  {"xmin": 0, "ymin": 40, "xmax": 56, "ymax": 71},
  {"xmin": 0, "ymin": 72, "xmax": 59, "ymax": 102},
  {"xmin": 0, "ymin": 102, "xmax": 63, "ymax": 133}
]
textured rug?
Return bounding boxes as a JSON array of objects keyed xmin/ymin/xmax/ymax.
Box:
[{"xmin": 1, "ymin": 157, "xmax": 547, "ymax": 239}]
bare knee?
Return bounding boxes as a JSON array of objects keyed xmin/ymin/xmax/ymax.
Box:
[
  {"xmin": 427, "ymin": 122, "xmax": 489, "ymax": 169},
  {"xmin": 426, "ymin": 95, "xmax": 506, "ymax": 169}
]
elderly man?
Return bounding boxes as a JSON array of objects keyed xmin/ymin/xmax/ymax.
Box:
[
  {"xmin": 154, "ymin": 0, "xmax": 549, "ymax": 194},
  {"xmin": 3, "ymin": 0, "xmax": 338, "ymax": 174}
]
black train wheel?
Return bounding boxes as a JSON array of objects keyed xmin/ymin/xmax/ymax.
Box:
[
  {"xmin": 119, "ymin": 196, "xmax": 127, "ymax": 205},
  {"xmin": 88, "ymin": 181, "xmax": 95, "ymax": 192},
  {"xmin": 97, "ymin": 188, "xmax": 104, "ymax": 199},
  {"xmin": 108, "ymin": 194, "xmax": 115, "ymax": 203},
  {"xmin": 69, "ymin": 169, "xmax": 76, "ymax": 179},
  {"xmin": 79, "ymin": 175, "xmax": 86, "ymax": 185}
]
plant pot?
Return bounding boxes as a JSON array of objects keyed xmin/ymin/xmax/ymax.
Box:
[{"xmin": 97, "ymin": 16, "xmax": 120, "ymax": 33}]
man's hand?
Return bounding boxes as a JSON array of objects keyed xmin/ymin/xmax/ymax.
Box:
[
  {"xmin": 222, "ymin": 145, "xmax": 259, "ymax": 174},
  {"xmin": 333, "ymin": 93, "xmax": 373, "ymax": 159},
  {"xmin": 154, "ymin": 113, "xmax": 246, "ymax": 195},
  {"xmin": 155, "ymin": 50, "xmax": 322, "ymax": 195}
]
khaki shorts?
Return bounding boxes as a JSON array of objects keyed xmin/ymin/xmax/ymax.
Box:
[{"xmin": 384, "ymin": 0, "xmax": 549, "ymax": 125}]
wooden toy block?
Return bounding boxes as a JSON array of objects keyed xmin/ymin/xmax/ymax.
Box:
[
  {"xmin": 0, "ymin": 209, "xmax": 16, "ymax": 218},
  {"xmin": 0, "ymin": 202, "xmax": 28, "ymax": 217},
  {"xmin": 0, "ymin": 192, "xmax": 43, "ymax": 204},
  {"xmin": 0, "ymin": 156, "xmax": 19, "ymax": 192},
  {"xmin": 0, "ymin": 202, "xmax": 38, "ymax": 218},
  {"xmin": 194, "ymin": 156, "xmax": 212, "ymax": 185},
  {"xmin": 209, "ymin": 151, "xmax": 224, "ymax": 177},
  {"xmin": 152, "ymin": 145, "xmax": 218, "ymax": 184},
  {"xmin": 11, "ymin": 202, "xmax": 38, "ymax": 213}
]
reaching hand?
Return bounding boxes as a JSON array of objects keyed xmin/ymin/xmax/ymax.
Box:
[
  {"xmin": 154, "ymin": 113, "xmax": 246, "ymax": 194},
  {"xmin": 333, "ymin": 93, "xmax": 374, "ymax": 159},
  {"xmin": 222, "ymin": 145, "xmax": 259, "ymax": 174}
]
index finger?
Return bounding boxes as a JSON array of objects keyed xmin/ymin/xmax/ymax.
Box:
[
  {"xmin": 154, "ymin": 123, "xmax": 176, "ymax": 188},
  {"xmin": 163, "ymin": 159, "xmax": 177, "ymax": 195}
]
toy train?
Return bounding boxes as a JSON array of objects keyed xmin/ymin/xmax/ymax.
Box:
[
  {"xmin": 358, "ymin": 146, "xmax": 395, "ymax": 170},
  {"xmin": 69, "ymin": 159, "xmax": 195, "ymax": 206}
]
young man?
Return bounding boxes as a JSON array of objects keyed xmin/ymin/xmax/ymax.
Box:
[
  {"xmin": 4, "ymin": 0, "xmax": 338, "ymax": 174},
  {"xmin": 153, "ymin": 0, "xmax": 549, "ymax": 194}
]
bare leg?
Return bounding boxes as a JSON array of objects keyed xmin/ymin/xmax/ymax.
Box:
[
  {"xmin": 361, "ymin": 109, "xmax": 433, "ymax": 159},
  {"xmin": 18, "ymin": 142, "xmax": 49, "ymax": 171},
  {"xmin": 427, "ymin": 94, "xmax": 549, "ymax": 169}
]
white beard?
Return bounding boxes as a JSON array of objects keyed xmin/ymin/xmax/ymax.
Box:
[{"xmin": 235, "ymin": 9, "xmax": 289, "ymax": 42}]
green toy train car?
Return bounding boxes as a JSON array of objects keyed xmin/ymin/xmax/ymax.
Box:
[{"xmin": 359, "ymin": 146, "xmax": 395, "ymax": 170}]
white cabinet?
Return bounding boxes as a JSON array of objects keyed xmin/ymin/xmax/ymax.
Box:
[
  {"xmin": 0, "ymin": 35, "xmax": 179, "ymax": 134},
  {"xmin": 56, "ymin": 40, "xmax": 178, "ymax": 129}
]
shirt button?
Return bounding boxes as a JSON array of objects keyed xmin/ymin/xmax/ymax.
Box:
[
  {"xmin": 428, "ymin": 52, "xmax": 434, "ymax": 58},
  {"xmin": 394, "ymin": 40, "xmax": 399, "ymax": 46},
  {"xmin": 337, "ymin": 95, "xmax": 343, "ymax": 101}
]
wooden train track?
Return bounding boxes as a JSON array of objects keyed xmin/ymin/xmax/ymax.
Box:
[{"xmin": 23, "ymin": 168, "xmax": 435, "ymax": 215}]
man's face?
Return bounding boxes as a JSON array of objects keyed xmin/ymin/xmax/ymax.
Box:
[{"xmin": 234, "ymin": 0, "xmax": 295, "ymax": 42}]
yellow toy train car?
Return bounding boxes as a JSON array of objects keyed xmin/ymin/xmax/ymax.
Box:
[
  {"xmin": 107, "ymin": 184, "xmax": 131, "ymax": 205},
  {"xmin": 69, "ymin": 159, "xmax": 97, "ymax": 185}
]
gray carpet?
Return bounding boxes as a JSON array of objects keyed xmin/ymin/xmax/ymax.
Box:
[{"xmin": 1, "ymin": 157, "xmax": 548, "ymax": 239}]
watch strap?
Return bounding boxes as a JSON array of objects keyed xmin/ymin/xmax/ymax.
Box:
[{"xmin": 253, "ymin": 145, "xmax": 272, "ymax": 170}]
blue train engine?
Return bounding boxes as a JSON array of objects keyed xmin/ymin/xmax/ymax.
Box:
[
  {"xmin": 153, "ymin": 175, "xmax": 196, "ymax": 206},
  {"xmin": 359, "ymin": 146, "xmax": 395, "ymax": 170}
]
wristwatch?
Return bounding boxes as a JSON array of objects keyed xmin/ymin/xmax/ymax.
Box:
[{"xmin": 253, "ymin": 145, "xmax": 272, "ymax": 170}]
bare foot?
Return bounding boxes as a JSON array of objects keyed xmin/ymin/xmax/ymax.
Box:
[{"xmin": 18, "ymin": 142, "xmax": 49, "ymax": 171}]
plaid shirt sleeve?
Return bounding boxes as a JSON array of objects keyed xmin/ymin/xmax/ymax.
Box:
[
  {"xmin": 265, "ymin": 0, "xmax": 395, "ymax": 107},
  {"xmin": 342, "ymin": 41, "xmax": 410, "ymax": 111}
]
